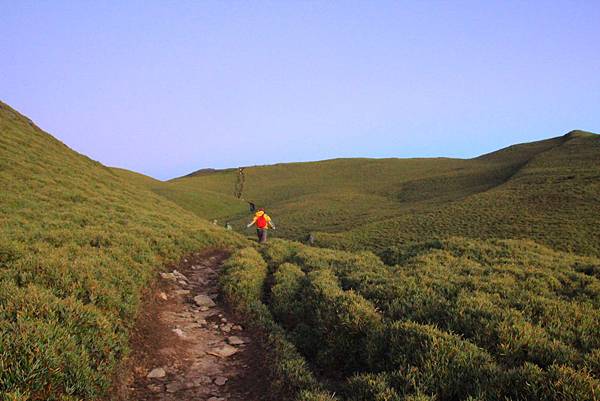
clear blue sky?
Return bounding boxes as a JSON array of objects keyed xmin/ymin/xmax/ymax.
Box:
[{"xmin": 2, "ymin": 1, "xmax": 599, "ymax": 180}]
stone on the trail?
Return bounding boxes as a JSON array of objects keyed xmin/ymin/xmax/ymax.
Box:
[
  {"xmin": 147, "ymin": 367, "xmax": 166, "ymax": 378},
  {"xmin": 147, "ymin": 383, "xmax": 163, "ymax": 393},
  {"xmin": 178, "ymin": 280, "xmax": 187, "ymax": 286},
  {"xmin": 172, "ymin": 328, "xmax": 185, "ymax": 337},
  {"xmin": 207, "ymin": 397, "xmax": 225, "ymax": 401},
  {"xmin": 214, "ymin": 376, "xmax": 228, "ymax": 386},
  {"xmin": 160, "ymin": 272, "xmax": 177, "ymax": 281},
  {"xmin": 221, "ymin": 325, "xmax": 231, "ymax": 333},
  {"xmin": 157, "ymin": 292, "xmax": 168, "ymax": 301},
  {"xmin": 166, "ymin": 381, "xmax": 184, "ymax": 393},
  {"xmin": 174, "ymin": 289, "xmax": 190, "ymax": 295},
  {"xmin": 187, "ymin": 376, "xmax": 212, "ymax": 388},
  {"xmin": 207, "ymin": 344, "xmax": 239, "ymax": 358},
  {"xmin": 232, "ymin": 325, "xmax": 243, "ymax": 331},
  {"xmin": 227, "ymin": 336, "xmax": 248, "ymax": 345},
  {"xmin": 194, "ymin": 294, "xmax": 216, "ymax": 308},
  {"xmin": 221, "ymin": 317, "xmax": 227, "ymax": 323},
  {"xmin": 173, "ymin": 270, "xmax": 188, "ymax": 280}
]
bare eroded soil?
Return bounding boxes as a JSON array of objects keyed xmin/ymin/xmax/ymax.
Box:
[{"xmin": 112, "ymin": 250, "xmax": 266, "ymax": 401}]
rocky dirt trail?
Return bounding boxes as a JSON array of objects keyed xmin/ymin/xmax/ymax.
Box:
[{"xmin": 114, "ymin": 250, "xmax": 265, "ymax": 401}]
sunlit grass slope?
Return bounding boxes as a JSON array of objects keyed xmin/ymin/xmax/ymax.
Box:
[
  {"xmin": 170, "ymin": 131, "xmax": 600, "ymax": 256},
  {"xmin": 0, "ymin": 101, "xmax": 248, "ymax": 400}
]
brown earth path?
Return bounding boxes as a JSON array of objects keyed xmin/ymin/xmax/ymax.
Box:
[{"xmin": 112, "ymin": 249, "xmax": 266, "ymax": 401}]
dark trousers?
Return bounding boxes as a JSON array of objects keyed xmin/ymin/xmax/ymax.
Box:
[{"xmin": 256, "ymin": 228, "xmax": 267, "ymax": 243}]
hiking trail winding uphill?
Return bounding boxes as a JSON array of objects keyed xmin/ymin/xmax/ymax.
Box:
[{"xmin": 113, "ymin": 250, "xmax": 266, "ymax": 401}]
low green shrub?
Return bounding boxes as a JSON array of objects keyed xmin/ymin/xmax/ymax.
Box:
[
  {"xmin": 270, "ymin": 262, "xmax": 306, "ymax": 327},
  {"xmin": 261, "ymin": 238, "xmax": 303, "ymax": 266},
  {"xmin": 292, "ymin": 269, "xmax": 383, "ymax": 374},
  {"xmin": 220, "ymin": 247, "xmax": 268, "ymax": 308},
  {"xmin": 219, "ymin": 248, "xmax": 338, "ymax": 400},
  {"xmin": 382, "ymin": 321, "xmax": 499, "ymax": 400},
  {"xmin": 503, "ymin": 362, "xmax": 600, "ymax": 401},
  {"xmin": 345, "ymin": 373, "xmax": 400, "ymax": 401}
]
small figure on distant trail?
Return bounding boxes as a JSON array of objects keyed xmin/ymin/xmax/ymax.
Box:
[
  {"xmin": 248, "ymin": 202, "xmax": 256, "ymax": 213},
  {"xmin": 247, "ymin": 208, "xmax": 275, "ymax": 243},
  {"xmin": 307, "ymin": 232, "xmax": 315, "ymax": 245},
  {"xmin": 225, "ymin": 222, "xmax": 232, "ymax": 230}
]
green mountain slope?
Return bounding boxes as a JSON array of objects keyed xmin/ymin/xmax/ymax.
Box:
[
  {"xmin": 169, "ymin": 131, "xmax": 600, "ymax": 256},
  {"xmin": 171, "ymin": 156, "xmax": 518, "ymax": 237},
  {"xmin": 317, "ymin": 131, "xmax": 600, "ymax": 256},
  {"xmin": 111, "ymin": 167, "xmax": 247, "ymax": 221},
  {"xmin": 0, "ymin": 101, "xmax": 248, "ymax": 400}
]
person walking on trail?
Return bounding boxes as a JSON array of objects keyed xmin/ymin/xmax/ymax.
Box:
[{"xmin": 247, "ymin": 208, "xmax": 275, "ymax": 243}]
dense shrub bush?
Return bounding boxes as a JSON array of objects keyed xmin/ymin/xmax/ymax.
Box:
[
  {"xmin": 345, "ymin": 373, "xmax": 400, "ymax": 401},
  {"xmin": 270, "ymin": 262, "xmax": 306, "ymax": 327},
  {"xmin": 219, "ymin": 248, "xmax": 339, "ymax": 400},
  {"xmin": 290, "ymin": 269, "xmax": 383, "ymax": 374},
  {"xmin": 220, "ymin": 247, "xmax": 268, "ymax": 307},
  {"xmin": 261, "ymin": 238, "xmax": 304, "ymax": 266},
  {"xmin": 258, "ymin": 238, "xmax": 600, "ymax": 400},
  {"xmin": 381, "ymin": 321, "xmax": 499, "ymax": 400}
]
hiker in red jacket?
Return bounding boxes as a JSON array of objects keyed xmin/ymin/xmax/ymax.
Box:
[{"xmin": 247, "ymin": 208, "xmax": 275, "ymax": 243}]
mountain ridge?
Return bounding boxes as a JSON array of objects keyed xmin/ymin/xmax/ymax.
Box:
[{"xmin": 177, "ymin": 130, "xmax": 598, "ymax": 180}]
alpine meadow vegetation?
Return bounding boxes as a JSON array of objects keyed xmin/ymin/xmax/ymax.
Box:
[
  {"xmin": 0, "ymin": 102, "xmax": 249, "ymax": 400},
  {"xmin": 220, "ymin": 239, "xmax": 600, "ymax": 400},
  {"xmin": 2, "ymin": 99, "xmax": 599, "ymax": 400},
  {"xmin": 169, "ymin": 130, "xmax": 600, "ymax": 258}
]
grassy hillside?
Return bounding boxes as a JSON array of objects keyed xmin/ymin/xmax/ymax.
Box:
[
  {"xmin": 3, "ymin": 97, "xmax": 598, "ymax": 400},
  {"xmin": 175, "ymin": 156, "xmax": 515, "ymax": 236},
  {"xmin": 317, "ymin": 131, "xmax": 600, "ymax": 256},
  {"xmin": 110, "ymin": 168, "xmax": 248, "ymax": 222},
  {"xmin": 0, "ymin": 102, "xmax": 248, "ymax": 400},
  {"xmin": 168, "ymin": 131, "xmax": 600, "ymax": 257}
]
